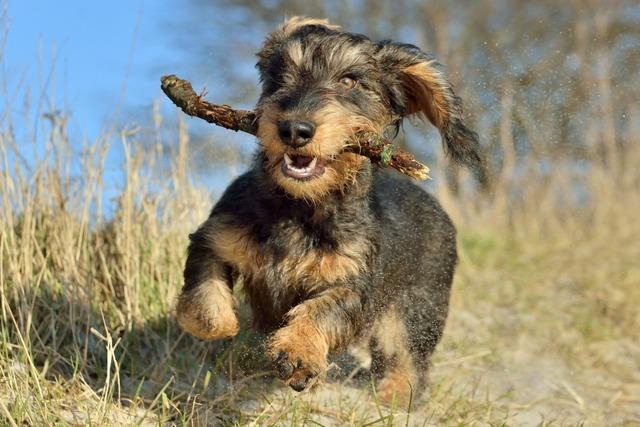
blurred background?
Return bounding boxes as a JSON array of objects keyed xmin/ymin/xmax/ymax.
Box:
[{"xmin": 1, "ymin": 1, "xmax": 639, "ymax": 425}]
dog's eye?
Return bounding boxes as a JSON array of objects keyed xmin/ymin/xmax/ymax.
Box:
[{"xmin": 339, "ymin": 76, "xmax": 357, "ymax": 90}]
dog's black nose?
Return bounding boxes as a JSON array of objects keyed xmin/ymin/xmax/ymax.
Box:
[{"xmin": 277, "ymin": 120, "xmax": 316, "ymax": 147}]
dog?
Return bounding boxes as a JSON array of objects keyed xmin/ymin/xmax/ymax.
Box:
[{"xmin": 175, "ymin": 17, "xmax": 480, "ymax": 402}]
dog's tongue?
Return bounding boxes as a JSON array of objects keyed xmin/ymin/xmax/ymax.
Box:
[{"xmin": 293, "ymin": 155, "xmax": 314, "ymax": 168}]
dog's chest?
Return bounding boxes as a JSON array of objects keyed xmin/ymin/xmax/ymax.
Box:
[{"xmin": 213, "ymin": 218, "xmax": 368, "ymax": 289}]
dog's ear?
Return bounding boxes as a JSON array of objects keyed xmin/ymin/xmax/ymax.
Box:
[{"xmin": 376, "ymin": 41, "xmax": 480, "ymax": 166}]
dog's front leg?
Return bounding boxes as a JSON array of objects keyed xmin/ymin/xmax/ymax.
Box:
[
  {"xmin": 267, "ymin": 286, "xmax": 364, "ymax": 391},
  {"xmin": 176, "ymin": 217, "xmax": 239, "ymax": 340}
]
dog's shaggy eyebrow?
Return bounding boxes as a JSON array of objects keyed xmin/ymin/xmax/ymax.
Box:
[{"xmin": 280, "ymin": 37, "xmax": 374, "ymax": 78}]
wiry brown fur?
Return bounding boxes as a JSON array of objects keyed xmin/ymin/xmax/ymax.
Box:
[
  {"xmin": 176, "ymin": 277, "xmax": 239, "ymax": 340},
  {"xmin": 402, "ymin": 62, "xmax": 453, "ymax": 127},
  {"xmin": 370, "ymin": 307, "xmax": 418, "ymax": 403},
  {"xmin": 212, "ymin": 217, "xmax": 369, "ymax": 287},
  {"xmin": 175, "ymin": 17, "xmax": 479, "ymax": 403},
  {"xmin": 266, "ymin": 304, "xmax": 331, "ymax": 391},
  {"xmin": 257, "ymin": 101, "xmax": 374, "ymax": 202}
]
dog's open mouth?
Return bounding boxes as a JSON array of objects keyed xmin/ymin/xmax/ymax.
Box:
[{"xmin": 281, "ymin": 153, "xmax": 326, "ymax": 180}]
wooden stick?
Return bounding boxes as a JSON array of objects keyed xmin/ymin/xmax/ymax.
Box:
[{"xmin": 160, "ymin": 75, "xmax": 430, "ymax": 180}]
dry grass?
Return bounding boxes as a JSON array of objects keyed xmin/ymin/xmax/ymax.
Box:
[{"xmin": 1, "ymin": 105, "xmax": 640, "ymax": 426}]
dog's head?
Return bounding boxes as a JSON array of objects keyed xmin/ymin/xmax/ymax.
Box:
[{"xmin": 255, "ymin": 17, "xmax": 479, "ymax": 202}]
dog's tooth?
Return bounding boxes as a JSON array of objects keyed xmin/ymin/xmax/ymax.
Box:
[
  {"xmin": 284, "ymin": 153, "xmax": 293, "ymax": 166},
  {"xmin": 309, "ymin": 157, "xmax": 317, "ymax": 170}
]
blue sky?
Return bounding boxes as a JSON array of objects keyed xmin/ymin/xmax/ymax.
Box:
[
  {"xmin": 1, "ymin": 1, "xmax": 184, "ymax": 207},
  {"xmin": 3, "ymin": 1, "xmax": 174, "ymax": 139},
  {"xmin": 2, "ymin": 0, "xmax": 266, "ymax": 203}
]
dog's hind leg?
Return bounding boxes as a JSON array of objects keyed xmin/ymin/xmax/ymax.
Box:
[
  {"xmin": 369, "ymin": 306, "xmax": 419, "ymax": 405},
  {"xmin": 381, "ymin": 264, "xmax": 453, "ymax": 404},
  {"xmin": 370, "ymin": 277, "xmax": 452, "ymax": 405}
]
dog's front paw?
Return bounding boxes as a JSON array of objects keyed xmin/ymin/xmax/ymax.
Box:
[
  {"xmin": 175, "ymin": 280, "xmax": 239, "ymax": 340},
  {"xmin": 267, "ymin": 321, "xmax": 329, "ymax": 392}
]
